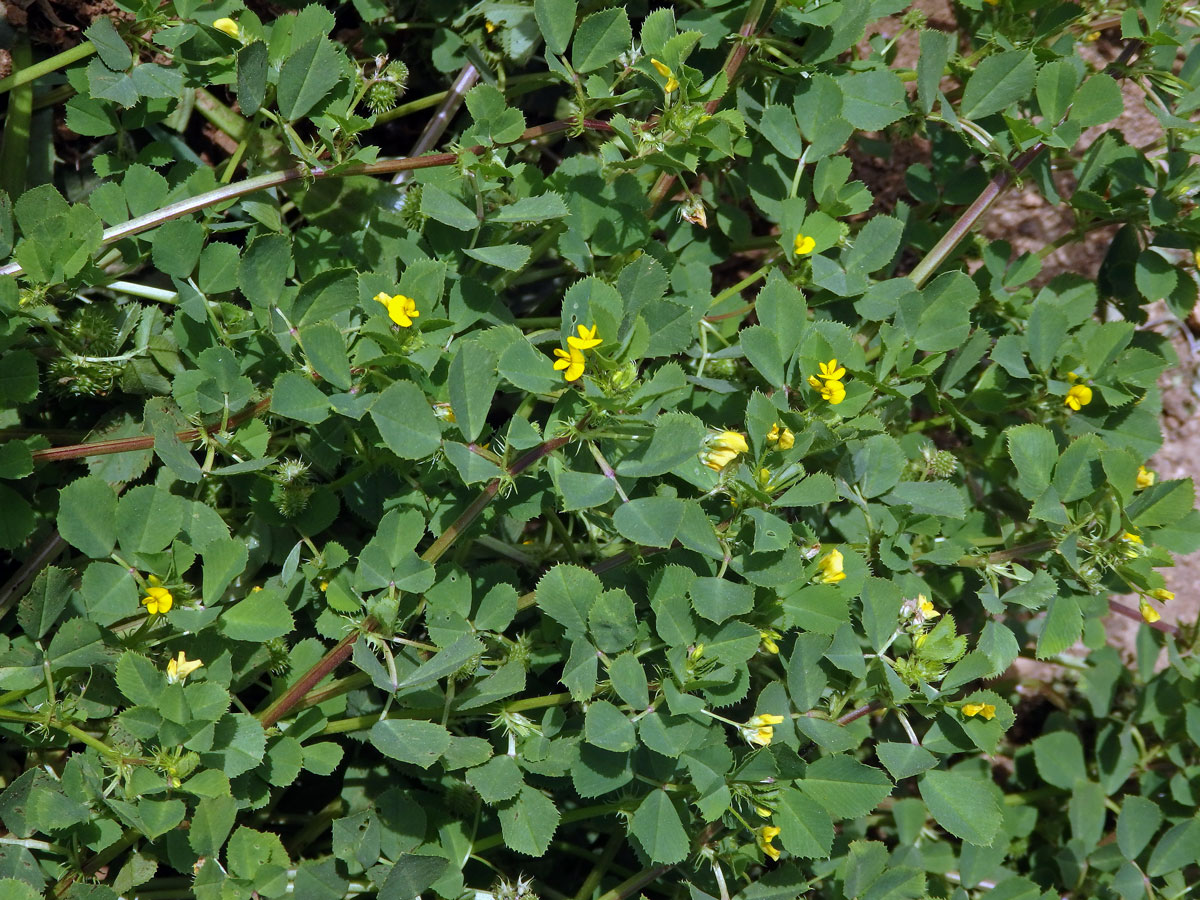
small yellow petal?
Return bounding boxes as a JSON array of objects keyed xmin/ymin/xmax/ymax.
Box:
[
  {"xmin": 650, "ymin": 58, "xmax": 672, "ymax": 78},
  {"xmin": 794, "ymin": 234, "xmax": 816, "ymax": 255},
  {"xmin": 1150, "ymin": 589, "xmax": 1174, "ymax": 602},
  {"xmin": 212, "ymin": 17, "xmax": 240, "ymax": 38},
  {"xmin": 1136, "ymin": 466, "xmax": 1155, "ymax": 490},
  {"xmin": 1139, "ymin": 600, "xmax": 1161, "ymax": 623}
]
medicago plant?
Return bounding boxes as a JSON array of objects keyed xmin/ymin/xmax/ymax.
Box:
[{"xmin": 0, "ymin": 0, "xmax": 1199, "ymax": 898}]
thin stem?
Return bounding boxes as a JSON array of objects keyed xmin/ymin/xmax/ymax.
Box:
[
  {"xmin": 0, "ymin": 532, "xmax": 67, "ymax": 623},
  {"xmin": 0, "ymin": 39, "xmax": 33, "ymax": 198},
  {"xmin": 907, "ymin": 40, "xmax": 1144, "ymax": 289},
  {"xmin": 0, "ymin": 708, "xmax": 122, "ymax": 760},
  {"xmin": 1110, "ymin": 600, "xmax": 1179, "ymax": 636},
  {"xmin": 391, "ymin": 63, "xmax": 479, "ymax": 187},
  {"xmin": 102, "ymin": 280, "xmax": 179, "ymax": 304},
  {"xmin": 0, "ymin": 41, "xmax": 96, "ymax": 96},
  {"xmin": 0, "ymin": 118, "xmax": 614, "ymax": 279}
]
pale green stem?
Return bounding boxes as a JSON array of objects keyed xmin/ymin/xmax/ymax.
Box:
[{"xmin": 0, "ymin": 41, "xmax": 96, "ymax": 96}]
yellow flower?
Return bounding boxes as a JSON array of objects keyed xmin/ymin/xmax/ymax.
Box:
[
  {"xmin": 142, "ymin": 576, "xmax": 173, "ymax": 616},
  {"xmin": 374, "ymin": 292, "xmax": 419, "ymax": 328},
  {"xmin": 567, "ymin": 323, "xmax": 602, "ymax": 351},
  {"xmin": 212, "ymin": 17, "xmax": 240, "ymax": 38},
  {"xmin": 166, "ymin": 651, "xmax": 203, "ymax": 684},
  {"xmin": 759, "ymin": 630, "xmax": 780, "ymax": 654},
  {"xmin": 1150, "ymin": 588, "xmax": 1174, "ymax": 602},
  {"xmin": 649, "ymin": 58, "xmax": 678, "ymax": 93},
  {"xmin": 552, "ymin": 346, "xmax": 586, "ymax": 382},
  {"xmin": 485, "ymin": 20, "xmax": 497, "ymax": 33},
  {"xmin": 711, "ymin": 430, "xmax": 749, "ymax": 454},
  {"xmin": 1085, "ymin": 30, "xmax": 1100, "ymax": 40},
  {"xmin": 794, "ymin": 234, "xmax": 816, "ymax": 255},
  {"xmin": 807, "ymin": 376, "xmax": 847, "ymax": 405},
  {"xmin": 755, "ymin": 806, "xmax": 773, "ymax": 818},
  {"xmin": 1064, "ymin": 384, "xmax": 1093, "ymax": 411},
  {"xmin": 962, "ymin": 702, "xmax": 996, "ymax": 720},
  {"xmin": 1139, "ymin": 599, "xmax": 1161, "ymax": 624},
  {"xmin": 767, "ymin": 423, "xmax": 795, "ymax": 450},
  {"xmin": 1123, "ymin": 531, "xmax": 1143, "ymax": 544},
  {"xmin": 814, "ymin": 548, "xmax": 846, "ymax": 584},
  {"xmin": 433, "ymin": 401, "xmax": 456, "ymax": 423},
  {"xmin": 756, "ymin": 825, "xmax": 782, "ymax": 860},
  {"xmin": 251, "ymin": 585, "xmax": 263, "ymax": 592},
  {"xmin": 700, "ymin": 447, "xmax": 740, "ymax": 471},
  {"xmin": 918, "ymin": 595, "xmax": 939, "ymax": 620},
  {"xmin": 1136, "ymin": 466, "xmax": 1155, "ymax": 490},
  {"xmin": 750, "ymin": 713, "xmax": 786, "ymax": 727},
  {"xmin": 818, "ymin": 359, "xmax": 846, "ymax": 381},
  {"xmin": 747, "ymin": 726, "xmax": 774, "ymax": 746},
  {"xmin": 319, "ymin": 581, "xmax": 329, "ymax": 592}
]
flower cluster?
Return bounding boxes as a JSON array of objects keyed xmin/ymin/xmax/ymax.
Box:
[
  {"xmin": 813, "ymin": 548, "xmax": 846, "ymax": 584},
  {"xmin": 756, "ymin": 825, "xmax": 782, "ymax": 860},
  {"xmin": 808, "ymin": 358, "xmax": 847, "ymax": 405},
  {"xmin": 742, "ymin": 713, "xmax": 785, "ymax": 747},
  {"xmin": 552, "ymin": 324, "xmax": 601, "ymax": 382},
  {"xmin": 700, "ymin": 430, "xmax": 749, "ymax": 472},
  {"xmin": 766, "ymin": 422, "xmax": 794, "ymax": 450},
  {"xmin": 1139, "ymin": 587, "xmax": 1173, "ymax": 623},
  {"xmin": 141, "ymin": 575, "xmax": 173, "ymax": 616},
  {"xmin": 649, "ymin": 58, "xmax": 678, "ymax": 94},
  {"xmin": 375, "ymin": 291, "xmax": 419, "ymax": 328}
]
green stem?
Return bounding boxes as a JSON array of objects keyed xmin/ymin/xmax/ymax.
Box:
[
  {"xmin": 0, "ymin": 708, "xmax": 122, "ymax": 760},
  {"xmin": 0, "ymin": 39, "xmax": 33, "ymax": 198},
  {"xmin": 0, "ymin": 41, "xmax": 96, "ymax": 96},
  {"xmin": 0, "ymin": 117, "xmax": 612, "ymax": 280}
]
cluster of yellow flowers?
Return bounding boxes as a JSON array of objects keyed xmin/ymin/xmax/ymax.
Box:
[
  {"xmin": 756, "ymin": 825, "xmax": 782, "ymax": 860},
  {"xmin": 552, "ymin": 324, "xmax": 601, "ymax": 382},
  {"xmin": 141, "ymin": 575, "xmax": 173, "ymax": 616},
  {"xmin": 743, "ymin": 713, "xmax": 785, "ymax": 747},
  {"xmin": 700, "ymin": 430, "xmax": 749, "ymax": 472},
  {"xmin": 375, "ymin": 291, "xmax": 419, "ymax": 328},
  {"xmin": 766, "ymin": 422, "xmax": 794, "ymax": 450},
  {"xmin": 808, "ymin": 358, "xmax": 848, "ymax": 405},
  {"xmin": 1139, "ymin": 588, "xmax": 1173, "ymax": 624},
  {"xmin": 1064, "ymin": 372, "xmax": 1092, "ymax": 412},
  {"xmin": 649, "ymin": 59, "xmax": 679, "ymax": 94},
  {"xmin": 813, "ymin": 548, "xmax": 846, "ymax": 584}
]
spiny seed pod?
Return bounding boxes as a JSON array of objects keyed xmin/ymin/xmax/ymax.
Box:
[
  {"xmin": 452, "ymin": 652, "xmax": 483, "ymax": 682},
  {"xmin": 929, "ymin": 450, "xmax": 957, "ymax": 478},
  {"xmin": 48, "ymin": 356, "xmax": 120, "ymax": 397},
  {"xmin": 69, "ymin": 307, "xmax": 119, "ymax": 353},
  {"xmin": 384, "ymin": 60, "xmax": 409, "ymax": 94},
  {"xmin": 264, "ymin": 637, "xmax": 291, "ymax": 675},
  {"xmin": 273, "ymin": 482, "xmax": 313, "ymax": 518},
  {"xmin": 705, "ymin": 357, "xmax": 738, "ymax": 378},
  {"xmin": 366, "ymin": 81, "xmax": 399, "ymax": 116},
  {"xmin": 275, "ymin": 457, "xmax": 311, "ymax": 485},
  {"xmin": 505, "ymin": 633, "xmax": 533, "ymax": 669},
  {"xmin": 399, "ymin": 185, "xmax": 426, "ymax": 230}
]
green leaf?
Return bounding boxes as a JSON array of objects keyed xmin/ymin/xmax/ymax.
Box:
[
  {"xmin": 271, "ymin": 373, "xmax": 330, "ymax": 425},
  {"xmin": 0, "ymin": 351, "xmax": 39, "ymax": 404},
  {"xmin": 220, "ymin": 588, "xmax": 294, "ymax": 642},
  {"xmin": 300, "ymin": 321, "xmax": 352, "ymax": 391},
  {"xmin": 852, "ymin": 435, "xmax": 905, "ymax": 498},
  {"xmin": 420, "ymin": 184, "xmax": 477, "ymax": 230},
  {"xmin": 538, "ymin": 564, "xmax": 602, "ymax": 636},
  {"xmin": 584, "ymin": 700, "xmax": 636, "ymax": 752},
  {"xmin": 535, "ymin": 0, "xmax": 577, "ymax": 55},
  {"xmin": 190, "ymin": 796, "xmax": 238, "ymax": 857},
  {"xmin": 202, "ymin": 537, "xmax": 248, "ymax": 603},
  {"xmin": 876, "ymin": 743, "xmax": 937, "ymax": 780},
  {"xmin": 238, "ymin": 234, "xmax": 291, "ymax": 305},
  {"xmin": 917, "ymin": 30, "xmax": 953, "ymax": 114},
  {"xmin": 1036, "ymin": 59, "xmax": 1079, "ymax": 122},
  {"xmin": 882, "ymin": 481, "xmax": 965, "ymax": 518},
  {"xmin": 466, "ymin": 755, "xmax": 524, "ymax": 804},
  {"xmin": 776, "ymin": 787, "xmax": 834, "ymax": 858},
  {"xmin": 800, "ymin": 755, "xmax": 892, "ymax": 820},
  {"xmin": 1032, "ymin": 731, "xmax": 1085, "ymax": 790},
  {"xmin": 629, "ymin": 789, "xmax": 689, "ymax": 864},
  {"xmin": 379, "ymin": 856, "xmax": 449, "ymax": 900},
  {"xmin": 1146, "ymin": 818, "xmax": 1200, "ymax": 876},
  {"xmin": 463, "ymin": 244, "xmax": 532, "ymax": 271},
  {"xmin": 588, "ymin": 589, "xmax": 637, "ymax": 653},
  {"xmin": 1127, "ymin": 478, "xmax": 1194, "ymax": 527},
  {"xmin": 396, "ymin": 634, "xmax": 484, "ymax": 691},
  {"xmin": 370, "ymin": 719, "xmax": 452, "ymax": 769},
  {"xmin": 844, "ymin": 216, "xmax": 903, "ymax": 275},
  {"xmin": 612, "ymin": 496, "xmax": 685, "ymax": 548},
  {"xmin": 960, "ymin": 50, "xmax": 1036, "ymax": 119},
  {"xmin": 131, "ymin": 63, "xmax": 184, "ymax": 99},
  {"xmin": 1053, "ymin": 435, "xmax": 1105, "ymax": 502},
  {"xmin": 86, "ymin": 17, "xmax": 133, "ymax": 69},
  {"xmin": 616, "ymin": 412, "xmax": 705, "ymax": 477},
  {"xmin": 1070, "ymin": 74, "xmax": 1123, "ymax": 127},
  {"xmin": 277, "ymin": 38, "xmax": 343, "ymax": 120},
  {"xmin": 774, "ymin": 473, "xmax": 838, "ymax": 507},
  {"xmin": 498, "ymin": 786, "xmax": 560, "ymax": 856},
  {"xmin": 571, "ymin": 8, "xmax": 631, "ymax": 73},
  {"xmin": 236, "ymin": 42, "xmax": 268, "ymax": 116},
  {"xmin": 918, "ymin": 770, "xmax": 1002, "ymax": 846},
  {"xmin": 838, "ymin": 70, "xmax": 906, "ymax": 130},
  {"xmin": 18, "ymin": 566, "xmax": 71, "ymax": 641},
  {"xmin": 371, "ymin": 380, "xmax": 442, "ymax": 459},
  {"xmin": 1007, "ymin": 424, "xmax": 1058, "ymax": 500},
  {"xmin": 151, "ymin": 218, "xmax": 204, "ymax": 278},
  {"xmin": 690, "ymin": 577, "xmax": 754, "ymax": 624},
  {"xmin": 116, "ymin": 484, "xmax": 183, "ymax": 554},
  {"xmin": 447, "ymin": 342, "xmax": 498, "ymax": 443},
  {"xmin": 200, "ymin": 714, "xmax": 266, "ymax": 778}
]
